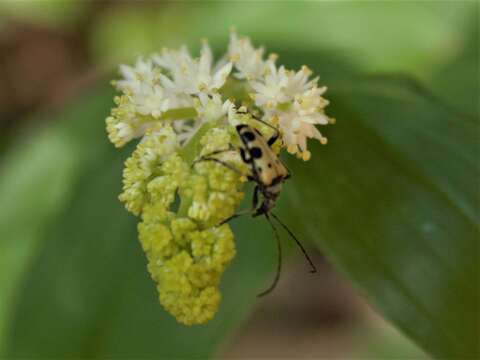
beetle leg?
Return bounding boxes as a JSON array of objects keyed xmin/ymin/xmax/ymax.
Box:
[
  {"xmin": 219, "ymin": 185, "xmax": 260, "ymax": 226},
  {"xmin": 252, "ymin": 185, "xmax": 259, "ymax": 210},
  {"xmin": 192, "ymin": 148, "xmax": 234, "ymax": 167}
]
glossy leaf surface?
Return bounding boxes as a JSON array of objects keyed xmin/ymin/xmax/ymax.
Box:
[{"xmin": 282, "ymin": 74, "xmax": 479, "ymax": 358}]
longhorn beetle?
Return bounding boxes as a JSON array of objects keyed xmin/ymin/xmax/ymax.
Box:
[{"xmin": 194, "ymin": 110, "xmax": 317, "ymax": 296}]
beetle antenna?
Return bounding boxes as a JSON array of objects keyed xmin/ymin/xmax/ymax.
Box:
[
  {"xmin": 257, "ymin": 213, "xmax": 283, "ymax": 297},
  {"xmin": 271, "ymin": 212, "xmax": 317, "ymax": 273}
]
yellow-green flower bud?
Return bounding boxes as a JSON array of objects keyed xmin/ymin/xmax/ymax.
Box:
[
  {"xmin": 127, "ymin": 125, "xmax": 244, "ymax": 325},
  {"xmin": 119, "ymin": 124, "xmax": 178, "ymax": 215}
]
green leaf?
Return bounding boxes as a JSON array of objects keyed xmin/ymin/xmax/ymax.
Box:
[
  {"xmin": 281, "ymin": 74, "xmax": 479, "ymax": 358},
  {"xmin": 0, "ymin": 127, "xmax": 77, "ymax": 352},
  {"xmin": 0, "ymin": 84, "xmax": 276, "ymax": 358},
  {"xmin": 0, "ymin": 87, "xmax": 117, "ymax": 352},
  {"xmin": 428, "ymin": 15, "xmax": 479, "ymax": 115}
]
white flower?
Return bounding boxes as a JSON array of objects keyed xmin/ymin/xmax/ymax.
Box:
[
  {"xmin": 116, "ymin": 57, "xmax": 156, "ymax": 94},
  {"xmin": 154, "ymin": 42, "xmax": 232, "ymax": 96},
  {"xmin": 153, "ymin": 45, "xmax": 191, "ymax": 73},
  {"xmin": 284, "ymin": 66, "xmax": 319, "ymax": 99},
  {"xmin": 250, "ymin": 59, "xmax": 289, "ymax": 109},
  {"xmin": 132, "ymin": 84, "xmax": 170, "ymax": 118},
  {"xmin": 106, "ymin": 95, "xmax": 156, "ymax": 148},
  {"xmin": 228, "ymin": 31, "xmax": 266, "ymax": 80},
  {"xmin": 263, "ymin": 86, "xmax": 332, "ymax": 159},
  {"xmin": 153, "ymin": 46, "xmax": 194, "ymax": 94},
  {"xmin": 166, "ymin": 94, "xmax": 235, "ymax": 146},
  {"xmin": 170, "ymin": 93, "xmax": 236, "ymax": 145},
  {"xmin": 293, "ymin": 87, "xmax": 329, "ymax": 117},
  {"xmin": 196, "ymin": 41, "xmax": 233, "ymax": 93},
  {"xmin": 278, "ymin": 110, "xmax": 326, "ymax": 160},
  {"xmin": 195, "ymin": 93, "xmax": 235, "ymax": 123},
  {"xmin": 256, "ymin": 70, "xmax": 332, "ymax": 158}
]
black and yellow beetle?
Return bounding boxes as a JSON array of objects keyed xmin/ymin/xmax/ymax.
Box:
[
  {"xmin": 235, "ymin": 121, "xmax": 289, "ymax": 217},
  {"xmin": 195, "ymin": 111, "xmax": 317, "ymax": 296}
]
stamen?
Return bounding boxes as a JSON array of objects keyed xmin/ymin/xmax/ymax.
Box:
[{"xmin": 302, "ymin": 150, "xmax": 311, "ymax": 161}]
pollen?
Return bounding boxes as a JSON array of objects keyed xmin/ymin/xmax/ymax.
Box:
[
  {"xmin": 229, "ymin": 54, "xmax": 241, "ymax": 63},
  {"xmin": 270, "ymin": 115, "xmax": 280, "ymax": 126},
  {"xmin": 269, "ymin": 53, "xmax": 279, "ymax": 62},
  {"xmin": 301, "ymin": 65, "xmax": 312, "ymax": 76},
  {"xmin": 287, "ymin": 144, "xmax": 298, "ymax": 154},
  {"xmin": 301, "ymin": 150, "xmax": 311, "ymax": 161}
]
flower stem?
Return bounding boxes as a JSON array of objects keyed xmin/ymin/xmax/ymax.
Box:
[{"xmin": 161, "ymin": 107, "xmax": 197, "ymax": 121}]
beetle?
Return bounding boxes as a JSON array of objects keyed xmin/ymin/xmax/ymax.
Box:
[
  {"xmin": 195, "ymin": 111, "xmax": 317, "ymax": 296},
  {"xmin": 236, "ymin": 121, "xmax": 289, "ymax": 216}
]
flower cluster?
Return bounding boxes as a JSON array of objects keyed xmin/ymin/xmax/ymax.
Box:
[{"xmin": 106, "ymin": 31, "xmax": 333, "ymax": 325}]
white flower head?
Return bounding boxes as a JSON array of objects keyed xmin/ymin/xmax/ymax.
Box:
[
  {"xmin": 284, "ymin": 66, "xmax": 319, "ymax": 99},
  {"xmin": 106, "ymin": 95, "xmax": 158, "ymax": 148},
  {"xmin": 115, "ymin": 57, "xmax": 157, "ymax": 94},
  {"xmin": 154, "ymin": 41, "xmax": 232, "ymax": 96},
  {"xmin": 279, "ymin": 111, "xmax": 327, "ymax": 161},
  {"xmin": 107, "ymin": 31, "xmax": 334, "ymax": 160},
  {"xmin": 294, "ymin": 86, "xmax": 329, "ymax": 117},
  {"xmin": 196, "ymin": 40, "xmax": 233, "ymax": 93},
  {"xmin": 195, "ymin": 93, "xmax": 235, "ymax": 123},
  {"xmin": 228, "ymin": 30, "xmax": 266, "ymax": 81},
  {"xmin": 249, "ymin": 59, "xmax": 333, "ymax": 158},
  {"xmin": 132, "ymin": 84, "xmax": 170, "ymax": 118},
  {"xmin": 250, "ymin": 57, "xmax": 289, "ymax": 109}
]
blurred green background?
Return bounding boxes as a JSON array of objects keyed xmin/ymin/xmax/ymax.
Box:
[{"xmin": 0, "ymin": 1, "xmax": 478, "ymax": 359}]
